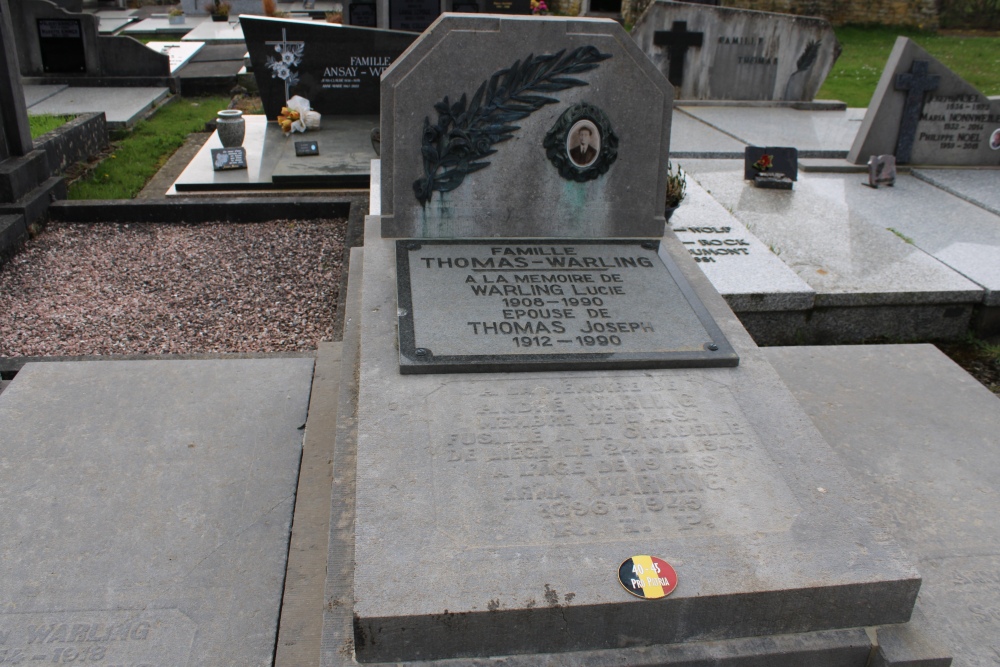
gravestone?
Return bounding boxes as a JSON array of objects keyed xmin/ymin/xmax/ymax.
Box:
[
  {"xmin": 11, "ymin": 0, "xmax": 168, "ymax": 79},
  {"xmin": 0, "ymin": 358, "xmax": 314, "ymax": 667},
  {"xmin": 389, "ymin": 0, "xmax": 440, "ymax": 31},
  {"xmin": 348, "ymin": 0, "xmax": 378, "ymax": 26},
  {"xmin": 848, "ymin": 36, "xmax": 1000, "ymax": 166},
  {"xmin": 631, "ymin": 1, "xmax": 840, "ymax": 102},
  {"xmin": 0, "ymin": 0, "xmax": 33, "ymax": 159},
  {"xmin": 744, "ymin": 145, "xmax": 797, "ymax": 189},
  {"xmin": 241, "ymin": 16, "xmax": 416, "ymax": 119},
  {"xmin": 320, "ymin": 14, "xmax": 932, "ymax": 667}
]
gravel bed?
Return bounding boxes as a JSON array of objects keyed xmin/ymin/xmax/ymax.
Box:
[{"xmin": 0, "ymin": 220, "xmax": 346, "ymax": 357}]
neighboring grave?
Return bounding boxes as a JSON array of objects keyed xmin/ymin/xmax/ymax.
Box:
[
  {"xmin": 631, "ymin": 1, "xmax": 840, "ymax": 101},
  {"xmin": 848, "ymin": 36, "xmax": 1000, "ymax": 166},
  {"xmin": 242, "ymin": 16, "xmax": 416, "ymax": 119},
  {"xmin": 388, "ymin": 0, "xmax": 440, "ymax": 31},
  {"xmin": 0, "ymin": 358, "xmax": 313, "ymax": 666},
  {"xmin": 11, "ymin": 0, "xmax": 169, "ymax": 79},
  {"xmin": 380, "ymin": 15, "xmax": 674, "ymax": 238},
  {"xmin": 320, "ymin": 14, "xmax": 932, "ymax": 667}
]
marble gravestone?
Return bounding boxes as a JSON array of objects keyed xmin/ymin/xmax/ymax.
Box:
[
  {"xmin": 321, "ymin": 13, "xmax": 933, "ymax": 667},
  {"xmin": 241, "ymin": 16, "xmax": 417, "ymax": 120},
  {"xmin": 848, "ymin": 36, "xmax": 1000, "ymax": 166},
  {"xmin": 631, "ymin": 1, "xmax": 840, "ymax": 102}
]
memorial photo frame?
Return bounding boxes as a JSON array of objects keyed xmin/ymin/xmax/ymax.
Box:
[
  {"xmin": 544, "ymin": 103, "xmax": 619, "ymax": 182},
  {"xmin": 990, "ymin": 128, "xmax": 1000, "ymax": 151}
]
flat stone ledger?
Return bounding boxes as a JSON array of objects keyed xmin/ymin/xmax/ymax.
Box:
[{"xmin": 396, "ymin": 239, "xmax": 738, "ymax": 373}]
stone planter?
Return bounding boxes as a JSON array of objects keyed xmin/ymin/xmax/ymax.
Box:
[
  {"xmin": 168, "ymin": 14, "xmax": 186, "ymax": 24},
  {"xmin": 216, "ymin": 110, "xmax": 245, "ymax": 148}
]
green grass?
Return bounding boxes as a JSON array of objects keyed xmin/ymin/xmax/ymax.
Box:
[
  {"xmin": 68, "ymin": 96, "xmax": 230, "ymax": 200},
  {"xmin": 818, "ymin": 25, "xmax": 1000, "ymax": 107},
  {"xmin": 28, "ymin": 114, "xmax": 74, "ymax": 140}
]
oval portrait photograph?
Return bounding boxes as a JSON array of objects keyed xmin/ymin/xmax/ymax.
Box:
[
  {"xmin": 567, "ymin": 120, "xmax": 600, "ymax": 168},
  {"xmin": 990, "ymin": 128, "xmax": 1000, "ymax": 151}
]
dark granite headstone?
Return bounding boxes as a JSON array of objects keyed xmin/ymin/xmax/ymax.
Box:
[
  {"xmin": 241, "ymin": 16, "xmax": 417, "ymax": 120},
  {"xmin": 37, "ymin": 18, "xmax": 86, "ymax": 73},
  {"xmin": 743, "ymin": 146, "xmax": 797, "ymax": 181},
  {"xmin": 848, "ymin": 37, "xmax": 1000, "ymax": 167},
  {"xmin": 483, "ymin": 0, "xmax": 531, "ymax": 13},
  {"xmin": 389, "ymin": 0, "xmax": 440, "ymax": 32},
  {"xmin": 348, "ymin": 0, "xmax": 378, "ymax": 27}
]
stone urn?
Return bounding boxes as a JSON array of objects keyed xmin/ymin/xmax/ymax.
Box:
[{"xmin": 216, "ymin": 110, "xmax": 245, "ymax": 148}]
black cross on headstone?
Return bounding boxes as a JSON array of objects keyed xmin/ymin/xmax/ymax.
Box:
[
  {"xmin": 893, "ymin": 59, "xmax": 939, "ymax": 164},
  {"xmin": 653, "ymin": 21, "xmax": 704, "ymax": 87}
]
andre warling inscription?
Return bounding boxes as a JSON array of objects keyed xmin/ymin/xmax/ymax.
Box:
[{"xmin": 396, "ymin": 240, "xmax": 738, "ymax": 373}]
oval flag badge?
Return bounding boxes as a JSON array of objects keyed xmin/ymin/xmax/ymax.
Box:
[{"xmin": 618, "ymin": 555, "xmax": 677, "ymax": 599}]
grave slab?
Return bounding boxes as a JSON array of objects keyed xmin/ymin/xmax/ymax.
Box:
[
  {"xmin": 763, "ymin": 343, "xmax": 1000, "ymax": 667},
  {"xmin": 95, "ymin": 15, "xmax": 135, "ymax": 33},
  {"xmin": 847, "ymin": 37, "xmax": 1000, "ymax": 167},
  {"xmin": 380, "ymin": 15, "xmax": 674, "ymax": 239},
  {"xmin": 669, "ymin": 108, "xmax": 746, "ymax": 157},
  {"xmin": 0, "ymin": 358, "xmax": 314, "ymax": 666},
  {"xmin": 181, "ymin": 20, "xmax": 246, "ymax": 44},
  {"xmin": 22, "ymin": 84, "xmax": 69, "ymax": 107},
  {"xmin": 122, "ymin": 16, "xmax": 208, "ymax": 35},
  {"xmin": 25, "ymin": 86, "xmax": 169, "ymax": 127},
  {"xmin": 912, "ymin": 167, "xmax": 1000, "ymax": 216},
  {"xmin": 145, "ymin": 40, "xmax": 205, "ymax": 73},
  {"xmin": 631, "ymin": 1, "xmax": 840, "ymax": 102},
  {"xmin": 669, "ymin": 175, "xmax": 814, "ymax": 312},
  {"xmin": 172, "ymin": 114, "xmax": 377, "ymax": 191},
  {"xmin": 680, "ymin": 159, "xmax": 983, "ymax": 308},
  {"xmin": 346, "ymin": 210, "xmax": 920, "ymax": 663},
  {"xmin": 679, "ymin": 106, "xmax": 865, "ymax": 158}
]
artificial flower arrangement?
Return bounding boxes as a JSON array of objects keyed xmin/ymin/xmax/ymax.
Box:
[{"xmin": 277, "ymin": 96, "xmax": 321, "ymax": 135}]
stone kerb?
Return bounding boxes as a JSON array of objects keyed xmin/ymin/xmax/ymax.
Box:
[
  {"xmin": 380, "ymin": 14, "xmax": 673, "ymax": 239},
  {"xmin": 631, "ymin": 1, "xmax": 841, "ymax": 102}
]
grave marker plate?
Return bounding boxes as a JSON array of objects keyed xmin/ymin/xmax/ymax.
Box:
[
  {"xmin": 483, "ymin": 0, "xmax": 531, "ymax": 13},
  {"xmin": 743, "ymin": 146, "xmax": 797, "ymax": 181},
  {"xmin": 295, "ymin": 140, "xmax": 319, "ymax": 156},
  {"xmin": 211, "ymin": 147, "xmax": 247, "ymax": 170},
  {"xmin": 37, "ymin": 18, "xmax": 86, "ymax": 73},
  {"xmin": 396, "ymin": 239, "xmax": 738, "ymax": 373},
  {"xmin": 349, "ymin": 0, "xmax": 378, "ymax": 26}
]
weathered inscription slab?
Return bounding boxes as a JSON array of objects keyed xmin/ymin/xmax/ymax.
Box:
[
  {"xmin": 428, "ymin": 374, "xmax": 799, "ymax": 547},
  {"xmin": 396, "ymin": 240, "xmax": 738, "ymax": 373}
]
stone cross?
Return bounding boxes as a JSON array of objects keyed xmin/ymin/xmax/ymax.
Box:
[
  {"xmin": 653, "ymin": 21, "xmax": 703, "ymax": 87},
  {"xmin": 893, "ymin": 59, "xmax": 939, "ymax": 164},
  {"xmin": 0, "ymin": 0, "xmax": 32, "ymax": 158}
]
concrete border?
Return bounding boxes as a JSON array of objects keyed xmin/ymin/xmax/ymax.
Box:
[{"xmin": 48, "ymin": 197, "xmax": 352, "ymax": 223}]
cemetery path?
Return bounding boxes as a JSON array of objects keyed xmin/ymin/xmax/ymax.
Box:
[{"xmin": 0, "ymin": 219, "xmax": 346, "ymax": 357}]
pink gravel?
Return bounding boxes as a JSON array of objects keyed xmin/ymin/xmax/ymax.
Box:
[{"xmin": 0, "ymin": 220, "xmax": 347, "ymax": 357}]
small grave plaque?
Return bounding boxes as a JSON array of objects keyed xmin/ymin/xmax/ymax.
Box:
[
  {"xmin": 866, "ymin": 154, "xmax": 897, "ymax": 188},
  {"xmin": 483, "ymin": 0, "xmax": 531, "ymax": 13},
  {"xmin": 396, "ymin": 239, "xmax": 738, "ymax": 373},
  {"xmin": 295, "ymin": 140, "xmax": 319, "ymax": 156},
  {"xmin": 744, "ymin": 146, "xmax": 797, "ymax": 188},
  {"xmin": 211, "ymin": 147, "xmax": 248, "ymax": 170},
  {"xmin": 37, "ymin": 18, "xmax": 86, "ymax": 73}
]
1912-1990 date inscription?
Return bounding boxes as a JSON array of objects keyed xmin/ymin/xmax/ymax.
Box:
[{"xmin": 396, "ymin": 240, "xmax": 738, "ymax": 372}]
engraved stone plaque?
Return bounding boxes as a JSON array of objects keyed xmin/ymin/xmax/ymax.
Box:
[{"xmin": 396, "ymin": 240, "xmax": 739, "ymax": 373}]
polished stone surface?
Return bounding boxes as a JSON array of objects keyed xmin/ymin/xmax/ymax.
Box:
[
  {"xmin": 25, "ymin": 86, "xmax": 170, "ymax": 126},
  {"xmin": 670, "ymin": 109, "xmax": 746, "ymax": 157},
  {"xmin": 172, "ymin": 114, "xmax": 376, "ymax": 191},
  {"xmin": 680, "ymin": 159, "xmax": 984, "ymax": 307},
  {"xmin": 145, "ymin": 40, "xmax": 205, "ymax": 73},
  {"xmin": 95, "ymin": 15, "xmax": 135, "ymax": 33},
  {"xmin": 765, "ymin": 343, "xmax": 1000, "ymax": 667},
  {"xmin": 123, "ymin": 16, "xmax": 208, "ymax": 35},
  {"xmin": 349, "ymin": 214, "xmax": 919, "ymax": 662},
  {"xmin": 181, "ymin": 19, "xmax": 246, "ymax": 44},
  {"xmin": 22, "ymin": 84, "xmax": 68, "ymax": 107},
  {"xmin": 680, "ymin": 106, "xmax": 865, "ymax": 157},
  {"xmin": 0, "ymin": 358, "xmax": 314, "ymax": 667},
  {"xmin": 669, "ymin": 176, "xmax": 814, "ymax": 312},
  {"xmin": 912, "ymin": 167, "xmax": 1000, "ymax": 216}
]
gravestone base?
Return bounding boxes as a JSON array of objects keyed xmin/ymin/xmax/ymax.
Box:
[{"xmin": 320, "ymin": 212, "xmax": 926, "ymax": 665}]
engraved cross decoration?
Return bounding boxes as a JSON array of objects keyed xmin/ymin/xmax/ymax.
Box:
[
  {"xmin": 893, "ymin": 59, "xmax": 940, "ymax": 164},
  {"xmin": 653, "ymin": 21, "xmax": 704, "ymax": 87},
  {"xmin": 265, "ymin": 29, "xmax": 306, "ymax": 102}
]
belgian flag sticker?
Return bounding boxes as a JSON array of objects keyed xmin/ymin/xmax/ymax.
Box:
[{"xmin": 618, "ymin": 555, "xmax": 677, "ymax": 599}]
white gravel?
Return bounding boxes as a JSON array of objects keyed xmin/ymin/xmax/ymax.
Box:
[{"xmin": 0, "ymin": 220, "xmax": 346, "ymax": 357}]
